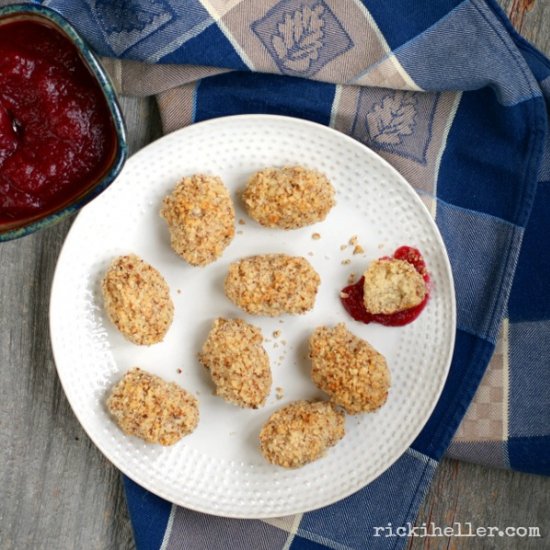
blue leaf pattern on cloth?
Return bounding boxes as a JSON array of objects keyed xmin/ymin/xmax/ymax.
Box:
[
  {"xmin": 94, "ymin": 0, "xmax": 169, "ymax": 34},
  {"xmin": 366, "ymin": 91, "xmax": 418, "ymax": 145},
  {"xmin": 251, "ymin": 0, "xmax": 353, "ymax": 77},
  {"xmin": 271, "ymin": 4, "xmax": 325, "ymax": 73}
]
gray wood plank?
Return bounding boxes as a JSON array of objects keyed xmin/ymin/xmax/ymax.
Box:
[
  {"xmin": 0, "ymin": 96, "xmax": 160, "ymax": 550},
  {"xmin": 408, "ymin": 460, "xmax": 550, "ymax": 549},
  {"xmin": 518, "ymin": 3, "xmax": 550, "ymax": 57},
  {"xmin": 500, "ymin": 0, "xmax": 550, "ymax": 57}
]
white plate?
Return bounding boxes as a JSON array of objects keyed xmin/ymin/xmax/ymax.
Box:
[{"xmin": 50, "ymin": 115, "xmax": 455, "ymax": 518}]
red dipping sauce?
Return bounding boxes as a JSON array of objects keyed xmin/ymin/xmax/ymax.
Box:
[
  {"xmin": 0, "ymin": 19, "xmax": 117, "ymax": 224},
  {"xmin": 341, "ymin": 246, "xmax": 430, "ymax": 327}
]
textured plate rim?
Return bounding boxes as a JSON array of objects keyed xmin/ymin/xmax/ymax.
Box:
[{"xmin": 49, "ymin": 114, "xmax": 456, "ymax": 518}]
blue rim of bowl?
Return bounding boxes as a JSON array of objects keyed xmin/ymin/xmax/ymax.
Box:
[{"xmin": 0, "ymin": 3, "xmax": 128, "ymax": 242}]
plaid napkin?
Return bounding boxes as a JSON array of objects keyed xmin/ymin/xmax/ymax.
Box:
[{"xmin": 16, "ymin": 0, "xmax": 550, "ymax": 548}]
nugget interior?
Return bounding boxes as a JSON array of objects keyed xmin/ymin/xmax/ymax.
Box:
[{"xmin": 363, "ymin": 258, "xmax": 426, "ymax": 314}]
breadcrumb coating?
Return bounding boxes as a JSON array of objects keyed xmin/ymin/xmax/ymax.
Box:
[
  {"xmin": 102, "ymin": 254, "xmax": 174, "ymax": 346},
  {"xmin": 242, "ymin": 166, "xmax": 335, "ymax": 229},
  {"xmin": 160, "ymin": 174, "xmax": 235, "ymax": 266},
  {"xmin": 363, "ymin": 258, "xmax": 426, "ymax": 314},
  {"xmin": 198, "ymin": 318, "xmax": 271, "ymax": 408},
  {"xmin": 259, "ymin": 400, "xmax": 345, "ymax": 468},
  {"xmin": 224, "ymin": 254, "xmax": 320, "ymax": 316},
  {"xmin": 106, "ymin": 368, "xmax": 199, "ymax": 445},
  {"xmin": 309, "ymin": 323, "xmax": 390, "ymax": 414}
]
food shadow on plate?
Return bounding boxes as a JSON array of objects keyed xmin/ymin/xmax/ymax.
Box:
[
  {"xmin": 239, "ymin": 407, "xmax": 271, "ymax": 462},
  {"xmin": 292, "ymin": 333, "xmax": 315, "ymax": 385},
  {"xmin": 188, "ymin": 316, "xmax": 222, "ymax": 390},
  {"xmin": 143, "ymin": 191, "xmax": 183, "ymax": 268},
  {"xmin": 208, "ymin": 267, "xmax": 231, "ymax": 304},
  {"xmin": 90, "ymin": 259, "xmax": 130, "ymax": 357}
]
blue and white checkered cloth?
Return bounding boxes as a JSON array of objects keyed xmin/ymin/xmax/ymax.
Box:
[{"xmin": 20, "ymin": 0, "xmax": 550, "ymax": 548}]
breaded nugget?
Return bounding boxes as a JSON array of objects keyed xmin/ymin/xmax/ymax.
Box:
[
  {"xmin": 160, "ymin": 174, "xmax": 235, "ymax": 266},
  {"xmin": 106, "ymin": 368, "xmax": 199, "ymax": 445},
  {"xmin": 259, "ymin": 400, "xmax": 345, "ymax": 468},
  {"xmin": 198, "ymin": 318, "xmax": 271, "ymax": 408},
  {"xmin": 102, "ymin": 254, "xmax": 174, "ymax": 345},
  {"xmin": 224, "ymin": 254, "xmax": 320, "ymax": 316},
  {"xmin": 363, "ymin": 258, "xmax": 426, "ymax": 314},
  {"xmin": 242, "ymin": 166, "xmax": 335, "ymax": 229},
  {"xmin": 309, "ymin": 323, "xmax": 390, "ymax": 414}
]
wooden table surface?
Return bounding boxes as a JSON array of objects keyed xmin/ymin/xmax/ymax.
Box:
[{"xmin": 1, "ymin": 2, "xmax": 549, "ymax": 549}]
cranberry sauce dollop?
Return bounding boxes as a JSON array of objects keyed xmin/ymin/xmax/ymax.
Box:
[
  {"xmin": 0, "ymin": 19, "xmax": 117, "ymax": 224},
  {"xmin": 340, "ymin": 246, "xmax": 430, "ymax": 327}
]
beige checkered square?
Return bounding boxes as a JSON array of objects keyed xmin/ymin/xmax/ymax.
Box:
[{"xmin": 454, "ymin": 321, "xmax": 507, "ymax": 442}]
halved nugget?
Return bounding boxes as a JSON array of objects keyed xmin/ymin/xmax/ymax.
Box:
[
  {"xmin": 309, "ymin": 323, "xmax": 390, "ymax": 414},
  {"xmin": 259, "ymin": 400, "xmax": 345, "ymax": 468},
  {"xmin": 106, "ymin": 368, "xmax": 199, "ymax": 445},
  {"xmin": 160, "ymin": 174, "xmax": 235, "ymax": 266},
  {"xmin": 198, "ymin": 318, "xmax": 271, "ymax": 408},
  {"xmin": 242, "ymin": 166, "xmax": 335, "ymax": 229},
  {"xmin": 224, "ymin": 254, "xmax": 320, "ymax": 316},
  {"xmin": 363, "ymin": 258, "xmax": 426, "ymax": 314},
  {"xmin": 101, "ymin": 254, "xmax": 174, "ymax": 345}
]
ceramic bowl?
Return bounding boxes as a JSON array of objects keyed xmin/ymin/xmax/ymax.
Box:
[{"xmin": 0, "ymin": 3, "xmax": 127, "ymax": 242}]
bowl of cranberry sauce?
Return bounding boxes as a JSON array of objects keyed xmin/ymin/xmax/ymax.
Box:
[{"xmin": 0, "ymin": 4, "xmax": 127, "ymax": 241}]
